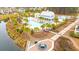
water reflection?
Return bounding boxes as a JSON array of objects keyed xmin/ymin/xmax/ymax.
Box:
[{"xmin": 0, "ymin": 21, "xmax": 22, "ymax": 51}]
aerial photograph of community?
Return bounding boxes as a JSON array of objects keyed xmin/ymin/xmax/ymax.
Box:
[{"xmin": 0, "ymin": 7, "xmax": 79, "ymax": 51}]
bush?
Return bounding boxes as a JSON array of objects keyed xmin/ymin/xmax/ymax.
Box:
[
  {"xmin": 70, "ymin": 31, "xmax": 79, "ymax": 38},
  {"xmin": 52, "ymin": 24, "xmax": 56, "ymax": 29},
  {"xmin": 70, "ymin": 31, "xmax": 75, "ymax": 37},
  {"xmin": 16, "ymin": 28, "xmax": 23, "ymax": 34},
  {"xmin": 34, "ymin": 27, "xmax": 40, "ymax": 32},
  {"xmin": 24, "ymin": 18, "xmax": 28, "ymax": 23},
  {"xmin": 31, "ymin": 29, "xmax": 34, "ymax": 34},
  {"xmin": 16, "ymin": 28, "xmax": 20, "ymax": 32},
  {"xmin": 39, "ymin": 17, "xmax": 45, "ymax": 20},
  {"xmin": 74, "ymin": 32, "xmax": 79, "ymax": 37},
  {"xmin": 4, "ymin": 18, "xmax": 9, "ymax": 22},
  {"xmin": 54, "ymin": 16, "xmax": 58, "ymax": 23}
]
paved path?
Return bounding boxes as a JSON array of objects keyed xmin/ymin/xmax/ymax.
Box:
[
  {"xmin": 51, "ymin": 19, "xmax": 79, "ymax": 41},
  {"xmin": 50, "ymin": 31, "xmax": 79, "ymax": 50},
  {"xmin": 28, "ymin": 39, "xmax": 53, "ymax": 51},
  {"xmin": 49, "ymin": 19, "xmax": 79, "ymax": 50},
  {"xmin": 27, "ymin": 19, "xmax": 79, "ymax": 51}
]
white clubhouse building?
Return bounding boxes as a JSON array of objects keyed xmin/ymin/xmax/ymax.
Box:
[{"xmin": 35, "ymin": 10, "xmax": 55, "ymax": 20}]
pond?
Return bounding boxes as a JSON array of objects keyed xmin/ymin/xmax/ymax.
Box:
[{"xmin": 0, "ymin": 21, "xmax": 22, "ymax": 51}]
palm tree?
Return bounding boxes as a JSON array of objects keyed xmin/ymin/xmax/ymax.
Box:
[
  {"xmin": 41, "ymin": 24, "xmax": 45, "ymax": 28},
  {"xmin": 45, "ymin": 23, "xmax": 52, "ymax": 31},
  {"xmin": 34, "ymin": 27, "xmax": 40, "ymax": 32},
  {"xmin": 21, "ymin": 26, "xmax": 31, "ymax": 33},
  {"xmin": 54, "ymin": 16, "xmax": 59, "ymax": 25},
  {"xmin": 41, "ymin": 23, "xmax": 52, "ymax": 31},
  {"xmin": 46, "ymin": 23, "xmax": 52, "ymax": 28},
  {"xmin": 24, "ymin": 18, "xmax": 28, "ymax": 23},
  {"xmin": 16, "ymin": 28, "xmax": 23, "ymax": 34},
  {"xmin": 52, "ymin": 24, "xmax": 56, "ymax": 29},
  {"xmin": 31, "ymin": 29, "xmax": 34, "ymax": 35},
  {"xmin": 12, "ymin": 18, "xmax": 18, "ymax": 25}
]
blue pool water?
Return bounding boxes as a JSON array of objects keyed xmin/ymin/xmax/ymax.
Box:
[
  {"xmin": 28, "ymin": 17, "xmax": 43, "ymax": 27},
  {"xmin": 28, "ymin": 20, "xmax": 43, "ymax": 27}
]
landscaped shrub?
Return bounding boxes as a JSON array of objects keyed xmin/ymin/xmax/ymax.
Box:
[
  {"xmin": 16, "ymin": 28, "xmax": 23, "ymax": 34},
  {"xmin": 52, "ymin": 24, "xmax": 57, "ymax": 29},
  {"xmin": 54, "ymin": 16, "xmax": 58, "ymax": 23},
  {"xmin": 4, "ymin": 18, "xmax": 9, "ymax": 22},
  {"xmin": 31, "ymin": 29, "xmax": 34, "ymax": 35},
  {"xmin": 24, "ymin": 18, "xmax": 28, "ymax": 23},
  {"xmin": 54, "ymin": 19, "xmax": 68, "ymax": 29},
  {"xmin": 74, "ymin": 32, "xmax": 79, "ymax": 37},
  {"xmin": 70, "ymin": 31, "xmax": 79, "ymax": 38},
  {"xmin": 70, "ymin": 31, "xmax": 75, "ymax": 37},
  {"xmin": 34, "ymin": 27, "xmax": 40, "ymax": 32},
  {"xmin": 63, "ymin": 19, "xmax": 68, "ymax": 24},
  {"xmin": 16, "ymin": 28, "xmax": 20, "ymax": 32},
  {"xmin": 19, "ymin": 29, "xmax": 23, "ymax": 34},
  {"xmin": 12, "ymin": 19, "xmax": 18, "ymax": 25},
  {"xmin": 41, "ymin": 24, "xmax": 45, "ymax": 28},
  {"xmin": 39, "ymin": 17, "xmax": 45, "ymax": 20}
]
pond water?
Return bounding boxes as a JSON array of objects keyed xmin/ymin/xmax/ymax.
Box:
[{"xmin": 0, "ymin": 21, "xmax": 22, "ymax": 51}]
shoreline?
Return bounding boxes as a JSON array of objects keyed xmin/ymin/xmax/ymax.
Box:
[{"xmin": 6, "ymin": 21, "xmax": 27, "ymax": 50}]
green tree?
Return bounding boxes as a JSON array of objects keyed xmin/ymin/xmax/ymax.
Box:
[
  {"xmin": 52, "ymin": 24, "xmax": 56, "ymax": 29},
  {"xmin": 24, "ymin": 18, "xmax": 28, "ymax": 23},
  {"xmin": 46, "ymin": 23, "xmax": 52, "ymax": 28},
  {"xmin": 34, "ymin": 27, "xmax": 40, "ymax": 32},
  {"xmin": 54, "ymin": 16, "xmax": 59, "ymax": 23},
  {"xmin": 16, "ymin": 28, "xmax": 23, "ymax": 34},
  {"xmin": 41, "ymin": 24, "xmax": 45, "ymax": 28},
  {"xmin": 25, "ymin": 27, "xmax": 31, "ymax": 33},
  {"xmin": 16, "ymin": 28, "xmax": 20, "ymax": 32},
  {"xmin": 12, "ymin": 19, "xmax": 17, "ymax": 25},
  {"xmin": 31, "ymin": 29, "xmax": 34, "ymax": 35},
  {"xmin": 39, "ymin": 17, "xmax": 45, "ymax": 20}
]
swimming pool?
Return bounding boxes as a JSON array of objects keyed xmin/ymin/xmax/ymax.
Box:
[
  {"xmin": 28, "ymin": 17, "xmax": 43, "ymax": 28},
  {"xmin": 26, "ymin": 16, "xmax": 69, "ymax": 28}
]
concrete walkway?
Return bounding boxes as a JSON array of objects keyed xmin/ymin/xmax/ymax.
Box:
[
  {"xmin": 51, "ymin": 19, "xmax": 79, "ymax": 41},
  {"xmin": 28, "ymin": 39, "xmax": 53, "ymax": 51},
  {"xmin": 49, "ymin": 19, "xmax": 79, "ymax": 50},
  {"xmin": 50, "ymin": 31, "xmax": 79, "ymax": 50},
  {"xmin": 27, "ymin": 19, "xmax": 79, "ymax": 51}
]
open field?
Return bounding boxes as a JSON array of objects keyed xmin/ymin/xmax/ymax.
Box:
[{"xmin": 54, "ymin": 36, "xmax": 77, "ymax": 51}]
